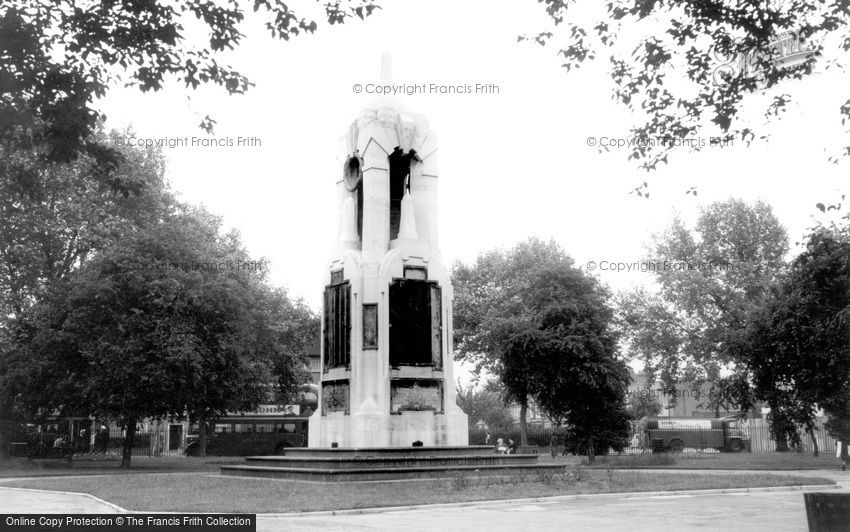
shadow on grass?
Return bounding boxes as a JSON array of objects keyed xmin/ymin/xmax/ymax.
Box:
[{"xmin": 582, "ymin": 454, "xmax": 677, "ymax": 468}]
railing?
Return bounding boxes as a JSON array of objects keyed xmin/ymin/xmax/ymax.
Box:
[
  {"xmin": 11, "ymin": 427, "xmax": 183, "ymax": 458},
  {"xmin": 470, "ymin": 422, "xmax": 840, "ymax": 454}
]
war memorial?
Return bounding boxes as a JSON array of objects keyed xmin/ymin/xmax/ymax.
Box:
[{"xmin": 221, "ymin": 60, "xmax": 561, "ymax": 481}]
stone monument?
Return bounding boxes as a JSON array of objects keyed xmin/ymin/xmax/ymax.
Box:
[
  {"xmin": 221, "ymin": 57, "xmax": 561, "ymax": 480},
  {"xmin": 307, "ymin": 55, "xmax": 468, "ymax": 447}
]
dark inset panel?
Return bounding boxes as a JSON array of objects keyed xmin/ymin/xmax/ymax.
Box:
[
  {"xmin": 323, "ymin": 281, "xmax": 350, "ymax": 369},
  {"xmin": 389, "ymin": 279, "xmax": 438, "ymax": 366},
  {"xmin": 363, "ymin": 303, "xmax": 378, "ymax": 349}
]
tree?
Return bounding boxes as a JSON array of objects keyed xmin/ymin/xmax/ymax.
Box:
[
  {"xmin": 455, "ymin": 380, "xmax": 515, "ymax": 431},
  {"xmin": 0, "ymin": 129, "xmax": 172, "ymax": 457},
  {"xmin": 6, "ymin": 207, "xmax": 313, "ymax": 466},
  {"xmin": 455, "ymin": 240, "xmax": 631, "ymax": 461},
  {"xmin": 522, "ymin": 1, "xmax": 843, "ymax": 176},
  {"xmin": 1, "ymin": 0, "xmax": 378, "ymax": 178},
  {"xmin": 641, "ymin": 199, "xmax": 788, "ymax": 415},
  {"xmin": 453, "ymin": 238, "xmax": 578, "ymax": 445},
  {"xmin": 520, "ymin": 266, "xmax": 631, "ymax": 464},
  {"xmin": 737, "ymin": 228, "xmax": 850, "ymax": 457},
  {"xmin": 160, "ymin": 209, "xmax": 316, "ymax": 457},
  {"xmin": 733, "ymin": 284, "xmax": 818, "ymax": 453}
]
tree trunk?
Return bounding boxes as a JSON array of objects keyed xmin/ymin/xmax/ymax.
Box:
[
  {"xmin": 586, "ymin": 438, "xmax": 596, "ymax": 464},
  {"xmin": 0, "ymin": 421, "xmax": 8, "ymax": 460},
  {"xmin": 549, "ymin": 423, "xmax": 557, "ymax": 457},
  {"xmin": 0, "ymin": 399, "xmax": 13, "ymax": 460},
  {"xmin": 121, "ymin": 417, "xmax": 137, "ymax": 469},
  {"xmin": 198, "ymin": 413, "xmax": 208, "ymax": 457},
  {"xmin": 775, "ymin": 431, "xmax": 789, "ymax": 452},
  {"xmin": 807, "ymin": 427, "xmax": 819, "ymax": 457},
  {"xmin": 519, "ymin": 397, "xmax": 528, "ymax": 447},
  {"xmin": 840, "ymin": 440, "xmax": 849, "ymax": 459}
]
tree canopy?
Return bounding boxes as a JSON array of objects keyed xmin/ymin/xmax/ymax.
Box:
[
  {"xmin": 0, "ymin": 128, "xmax": 172, "ymax": 319},
  {"xmin": 523, "ymin": 1, "xmax": 847, "ymax": 175},
  {"xmin": 522, "ymin": 265, "xmax": 631, "ymax": 463},
  {"xmin": 453, "ymin": 238, "xmax": 578, "ymax": 444},
  {"xmin": 733, "ymin": 227, "xmax": 850, "ymax": 454},
  {"xmin": 1, "ymin": 0, "xmax": 378, "ymax": 180},
  {"xmin": 0, "ymin": 128, "xmax": 173, "ymax": 456},
  {"xmin": 619, "ymin": 199, "xmax": 789, "ymax": 413},
  {"xmin": 6, "ymin": 207, "xmax": 316, "ymax": 466},
  {"xmin": 453, "ymin": 238, "xmax": 631, "ymax": 456}
]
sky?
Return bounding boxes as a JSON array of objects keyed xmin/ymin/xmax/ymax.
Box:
[{"xmin": 98, "ymin": 0, "xmax": 849, "ymax": 352}]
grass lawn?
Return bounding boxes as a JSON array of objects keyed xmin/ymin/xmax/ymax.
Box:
[
  {"xmin": 571, "ymin": 452, "xmax": 848, "ymax": 470},
  {"xmin": 0, "ymin": 470, "xmax": 834, "ymax": 513},
  {"xmin": 0, "ymin": 457, "xmax": 244, "ymax": 478}
]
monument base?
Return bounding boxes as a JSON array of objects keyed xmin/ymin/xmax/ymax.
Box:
[
  {"xmin": 307, "ymin": 407, "xmax": 469, "ymax": 448},
  {"xmin": 219, "ymin": 446, "xmax": 565, "ymax": 482}
]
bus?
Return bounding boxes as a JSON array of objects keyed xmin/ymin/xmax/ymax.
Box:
[{"xmin": 644, "ymin": 417, "xmax": 751, "ymax": 453}]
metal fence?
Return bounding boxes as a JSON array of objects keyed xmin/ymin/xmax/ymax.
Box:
[
  {"xmin": 470, "ymin": 421, "xmax": 840, "ymax": 454},
  {"xmin": 9, "ymin": 421, "xmax": 310, "ymax": 458},
  {"xmin": 10, "ymin": 426, "xmax": 184, "ymax": 458}
]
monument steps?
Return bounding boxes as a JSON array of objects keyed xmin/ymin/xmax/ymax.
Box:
[
  {"xmin": 219, "ymin": 446, "xmax": 565, "ymax": 481},
  {"xmin": 241, "ymin": 453, "xmax": 540, "ymax": 469},
  {"xmin": 220, "ymin": 461, "xmax": 566, "ymax": 482},
  {"xmin": 271, "ymin": 445, "xmax": 494, "ymax": 459}
]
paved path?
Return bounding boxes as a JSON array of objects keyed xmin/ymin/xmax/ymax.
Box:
[
  {"xmin": 257, "ymin": 470, "xmax": 849, "ymax": 532},
  {"xmin": 0, "ymin": 469, "xmax": 846, "ymax": 532},
  {"xmin": 256, "ymin": 489, "xmax": 824, "ymax": 532},
  {"xmin": 0, "ymin": 487, "xmax": 123, "ymax": 513}
]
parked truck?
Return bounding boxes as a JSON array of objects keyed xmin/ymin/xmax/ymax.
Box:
[{"xmin": 644, "ymin": 417, "xmax": 751, "ymax": 453}]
